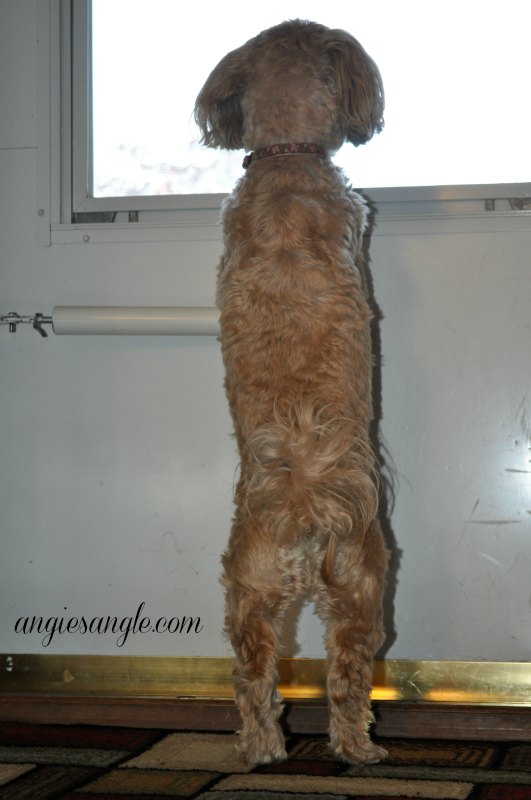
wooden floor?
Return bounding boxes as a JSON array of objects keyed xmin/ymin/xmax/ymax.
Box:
[{"xmin": 0, "ymin": 695, "xmax": 529, "ymax": 741}]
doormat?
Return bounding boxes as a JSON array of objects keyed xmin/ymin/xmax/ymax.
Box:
[{"xmin": 0, "ymin": 721, "xmax": 530, "ymax": 798}]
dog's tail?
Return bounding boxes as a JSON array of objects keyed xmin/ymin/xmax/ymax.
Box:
[{"xmin": 243, "ymin": 399, "xmax": 379, "ymax": 584}]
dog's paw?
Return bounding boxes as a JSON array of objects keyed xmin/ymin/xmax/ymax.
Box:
[
  {"xmin": 245, "ymin": 745, "xmax": 288, "ymax": 767},
  {"xmin": 236, "ymin": 724, "xmax": 287, "ymax": 766},
  {"xmin": 332, "ymin": 738, "xmax": 387, "ymax": 766}
]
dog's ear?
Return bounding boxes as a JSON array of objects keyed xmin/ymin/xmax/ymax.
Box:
[
  {"xmin": 325, "ymin": 30, "xmax": 384, "ymax": 146},
  {"xmin": 194, "ymin": 49, "xmax": 246, "ymax": 150}
]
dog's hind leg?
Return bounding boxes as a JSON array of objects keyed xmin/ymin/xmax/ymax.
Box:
[
  {"xmin": 221, "ymin": 512, "xmax": 300, "ymax": 766},
  {"xmin": 315, "ymin": 518, "xmax": 388, "ymax": 765}
]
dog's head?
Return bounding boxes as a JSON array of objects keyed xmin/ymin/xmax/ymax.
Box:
[{"xmin": 194, "ymin": 19, "xmax": 384, "ymax": 153}]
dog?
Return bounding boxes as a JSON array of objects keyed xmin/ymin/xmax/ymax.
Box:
[{"xmin": 195, "ymin": 19, "xmax": 389, "ymax": 766}]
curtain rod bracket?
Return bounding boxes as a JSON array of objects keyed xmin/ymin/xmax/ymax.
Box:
[
  {"xmin": 32, "ymin": 313, "xmax": 49, "ymax": 338},
  {"xmin": 0, "ymin": 312, "xmax": 52, "ymax": 336}
]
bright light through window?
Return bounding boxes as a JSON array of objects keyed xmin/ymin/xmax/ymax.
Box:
[{"xmin": 91, "ymin": 0, "xmax": 531, "ymax": 197}]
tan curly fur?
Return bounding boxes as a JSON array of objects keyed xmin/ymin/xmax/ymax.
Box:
[{"xmin": 195, "ymin": 19, "xmax": 389, "ymax": 766}]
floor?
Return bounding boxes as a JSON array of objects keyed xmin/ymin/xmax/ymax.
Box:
[{"xmin": 0, "ymin": 721, "xmax": 530, "ymax": 798}]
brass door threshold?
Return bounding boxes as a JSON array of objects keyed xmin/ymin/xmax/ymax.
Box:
[{"xmin": 1, "ymin": 656, "xmax": 530, "ymax": 706}]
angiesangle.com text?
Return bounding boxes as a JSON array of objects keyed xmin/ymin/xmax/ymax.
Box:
[{"xmin": 14, "ymin": 602, "xmax": 204, "ymax": 648}]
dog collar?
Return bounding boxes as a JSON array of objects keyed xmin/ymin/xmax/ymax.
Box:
[{"xmin": 242, "ymin": 142, "xmax": 328, "ymax": 169}]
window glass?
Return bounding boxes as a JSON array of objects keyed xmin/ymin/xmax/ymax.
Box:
[{"xmin": 91, "ymin": 0, "xmax": 531, "ymax": 197}]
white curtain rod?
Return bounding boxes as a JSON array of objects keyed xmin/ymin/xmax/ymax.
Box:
[{"xmin": 0, "ymin": 307, "xmax": 220, "ymax": 337}]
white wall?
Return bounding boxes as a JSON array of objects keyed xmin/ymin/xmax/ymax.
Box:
[{"xmin": 1, "ymin": 0, "xmax": 530, "ymax": 660}]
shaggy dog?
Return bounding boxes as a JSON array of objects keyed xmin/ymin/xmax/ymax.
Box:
[{"xmin": 195, "ymin": 19, "xmax": 389, "ymax": 766}]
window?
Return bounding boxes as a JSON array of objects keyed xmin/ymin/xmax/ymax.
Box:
[{"xmin": 66, "ymin": 0, "xmax": 531, "ymax": 218}]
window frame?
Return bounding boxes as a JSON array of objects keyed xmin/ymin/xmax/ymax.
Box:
[{"xmin": 49, "ymin": 0, "xmax": 531, "ymax": 232}]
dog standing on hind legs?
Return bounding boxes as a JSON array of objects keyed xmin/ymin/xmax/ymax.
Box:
[{"xmin": 195, "ymin": 19, "xmax": 389, "ymax": 766}]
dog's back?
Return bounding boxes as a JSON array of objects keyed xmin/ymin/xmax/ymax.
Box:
[{"xmin": 218, "ymin": 154, "xmax": 378, "ymax": 557}]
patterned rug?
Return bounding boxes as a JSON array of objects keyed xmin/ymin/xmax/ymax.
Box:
[{"xmin": 0, "ymin": 721, "xmax": 530, "ymax": 799}]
